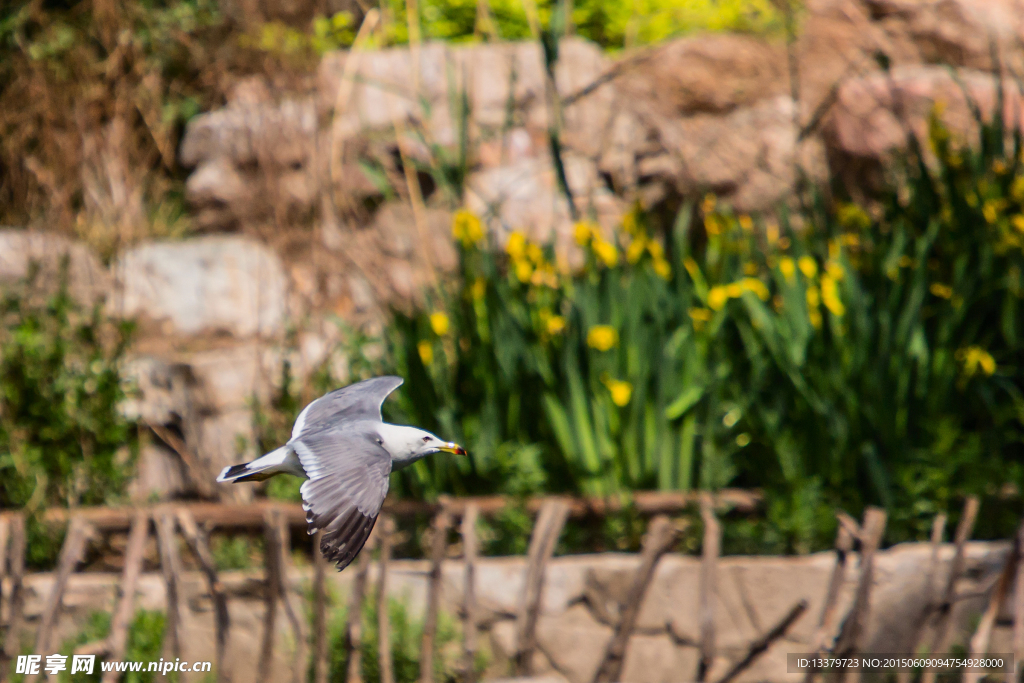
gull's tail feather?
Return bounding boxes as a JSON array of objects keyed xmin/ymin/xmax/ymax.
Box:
[{"xmin": 216, "ymin": 446, "xmax": 302, "ymax": 484}]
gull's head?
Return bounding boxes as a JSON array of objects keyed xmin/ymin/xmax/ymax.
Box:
[{"xmin": 379, "ymin": 424, "xmax": 466, "ymax": 468}]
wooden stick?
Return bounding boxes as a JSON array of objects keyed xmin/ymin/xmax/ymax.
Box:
[
  {"xmin": 420, "ymin": 509, "xmax": 451, "ymax": 683},
  {"xmin": 27, "ymin": 516, "xmax": 93, "ymax": 683},
  {"xmin": 377, "ymin": 515, "xmax": 397, "ymax": 683},
  {"xmin": 275, "ymin": 513, "xmax": 306, "ymax": 683},
  {"xmin": 155, "ymin": 512, "xmax": 184, "ymax": 665},
  {"xmin": 921, "ymin": 496, "xmax": 980, "ymax": 683},
  {"xmin": 176, "ymin": 509, "xmax": 230, "ymax": 683},
  {"xmin": 592, "ymin": 515, "xmax": 680, "ymax": 683},
  {"xmin": 256, "ymin": 510, "xmax": 282, "ymax": 683},
  {"xmin": 715, "ymin": 600, "xmax": 809, "ymax": 683},
  {"xmin": 898, "ymin": 513, "xmax": 947, "ymax": 683},
  {"xmin": 345, "ymin": 541, "xmax": 371, "ymax": 683},
  {"xmin": 697, "ymin": 493, "xmax": 721, "ymax": 683},
  {"xmin": 514, "ymin": 499, "xmax": 570, "ymax": 676},
  {"xmin": 313, "ymin": 530, "xmax": 329, "ymax": 683},
  {"xmin": 147, "ymin": 422, "xmax": 215, "ymax": 498},
  {"xmin": 461, "ymin": 504, "xmax": 479, "ymax": 683},
  {"xmin": 831, "ymin": 507, "xmax": 887, "ymax": 683},
  {"xmin": 23, "ymin": 490, "xmax": 763, "ymax": 532},
  {"xmin": 1009, "ymin": 523, "xmax": 1024, "ymax": 683},
  {"xmin": 101, "ymin": 511, "xmax": 150, "ymax": 683},
  {"xmin": 803, "ymin": 521, "xmax": 855, "ymax": 683},
  {"xmin": 1, "ymin": 513, "xmax": 25, "ymax": 681},
  {"xmin": 965, "ymin": 523, "xmax": 1020, "ymax": 683}
]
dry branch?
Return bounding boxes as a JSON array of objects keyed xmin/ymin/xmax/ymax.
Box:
[
  {"xmin": 314, "ymin": 530, "xmax": 329, "ymax": 683},
  {"xmin": 592, "ymin": 515, "xmax": 680, "ymax": 683},
  {"xmin": 715, "ymin": 600, "xmax": 809, "ymax": 683},
  {"xmin": 698, "ymin": 494, "xmax": 721, "ymax": 683},
  {"xmin": 377, "ymin": 515, "xmax": 397, "ymax": 683},
  {"xmin": 965, "ymin": 523, "xmax": 1021, "ymax": 683},
  {"xmin": 1, "ymin": 513, "xmax": 26, "ymax": 681},
  {"xmin": 420, "ymin": 509, "xmax": 451, "ymax": 683},
  {"xmin": 256, "ymin": 510, "xmax": 282, "ymax": 683},
  {"xmin": 176, "ymin": 509, "xmax": 230, "ymax": 683},
  {"xmin": 155, "ymin": 512, "xmax": 184, "ymax": 665},
  {"xmin": 461, "ymin": 503, "xmax": 480, "ymax": 683},
  {"xmin": 514, "ymin": 499, "xmax": 570, "ymax": 676},
  {"xmin": 101, "ymin": 511, "xmax": 150, "ymax": 683}
]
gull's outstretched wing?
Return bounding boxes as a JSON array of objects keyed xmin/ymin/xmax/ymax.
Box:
[
  {"xmin": 291, "ymin": 376, "xmax": 403, "ymax": 439},
  {"xmin": 292, "ymin": 424, "xmax": 392, "ymax": 571}
]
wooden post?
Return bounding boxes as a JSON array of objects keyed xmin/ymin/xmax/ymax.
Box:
[
  {"xmin": 804, "ymin": 520, "xmax": 855, "ymax": 683},
  {"xmin": 831, "ymin": 507, "xmax": 887, "ymax": 683},
  {"xmin": 377, "ymin": 515, "xmax": 396, "ymax": 683},
  {"xmin": 592, "ymin": 515, "xmax": 680, "ymax": 683},
  {"xmin": 27, "ymin": 516, "xmax": 93, "ymax": 683},
  {"xmin": 461, "ymin": 504, "xmax": 479, "ymax": 683},
  {"xmin": 101, "ymin": 511, "xmax": 150, "ymax": 683},
  {"xmin": 155, "ymin": 512, "xmax": 184, "ymax": 665},
  {"xmin": 514, "ymin": 499, "xmax": 570, "ymax": 676},
  {"xmin": 176, "ymin": 509, "xmax": 230, "ymax": 683},
  {"xmin": 921, "ymin": 496, "xmax": 980, "ymax": 683},
  {"xmin": 898, "ymin": 513, "xmax": 947, "ymax": 683},
  {"xmin": 715, "ymin": 600, "xmax": 809, "ymax": 683},
  {"xmin": 420, "ymin": 509, "xmax": 451, "ymax": 683},
  {"xmin": 345, "ymin": 541, "xmax": 371, "ymax": 683},
  {"xmin": 271, "ymin": 513, "xmax": 306, "ymax": 683},
  {"xmin": 965, "ymin": 523, "xmax": 1021, "ymax": 683},
  {"xmin": 313, "ymin": 530, "xmax": 329, "ymax": 683},
  {"xmin": 1, "ymin": 513, "xmax": 25, "ymax": 681},
  {"xmin": 697, "ymin": 493, "xmax": 721, "ymax": 683},
  {"xmin": 256, "ymin": 510, "xmax": 282, "ymax": 683},
  {"xmin": 1010, "ymin": 523, "xmax": 1024, "ymax": 683}
]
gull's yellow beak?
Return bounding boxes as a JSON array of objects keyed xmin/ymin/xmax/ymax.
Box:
[{"xmin": 439, "ymin": 442, "xmax": 467, "ymax": 455}]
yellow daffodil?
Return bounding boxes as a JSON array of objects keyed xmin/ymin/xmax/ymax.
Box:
[
  {"xmin": 417, "ymin": 340, "xmax": 434, "ymax": 365},
  {"xmin": 708, "ymin": 286, "xmax": 729, "ymax": 310},
  {"xmin": 452, "ymin": 210, "xmax": 484, "ymax": 247},
  {"xmin": 430, "ymin": 312, "xmax": 450, "ymax": 336},
  {"xmin": 653, "ymin": 258, "xmax": 672, "ymax": 280},
  {"xmin": 546, "ymin": 315, "xmax": 566, "ymax": 335},
  {"xmin": 957, "ymin": 346, "xmax": 996, "ymax": 376},
  {"xmin": 527, "ymin": 243, "xmax": 544, "ymax": 264},
  {"xmin": 930, "ymin": 283, "xmax": 953, "ymax": 299},
  {"xmin": 647, "ymin": 240, "xmax": 664, "ymax": 260},
  {"xmin": 738, "ymin": 214, "xmax": 754, "ymax": 231},
  {"xmin": 726, "ymin": 282, "xmax": 743, "ymax": 298},
  {"xmin": 515, "ymin": 260, "xmax": 533, "ymax": 282},
  {"xmin": 779, "ymin": 257, "xmax": 796, "ymax": 283},
  {"xmin": 798, "ymin": 256, "xmax": 818, "ymax": 279},
  {"xmin": 820, "ymin": 275, "xmax": 845, "ymax": 316},
  {"xmin": 574, "ymin": 221, "xmax": 594, "ymax": 246},
  {"xmin": 593, "ymin": 238, "xmax": 618, "ymax": 268},
  {"xmin": 603, "ymin": 377, "xmax": 633, "ymax": 407},
  {"xmin": 741, "ymin": 278, "xmax": 770, "ymax": 301},
  {"xmin": 1012, "ymin": 214, "xmax": 1024, "ymax": 234},
  {"xmin": 587, "ymin": 325, "xmax": 618, "ymax": 351},
  {"xmin": 506, "ymin": 231, "xmax": 527, "ymax": 260},
  {"xmin": 627, "ymin": 238, "xmax": 647, "ymax": 264}
]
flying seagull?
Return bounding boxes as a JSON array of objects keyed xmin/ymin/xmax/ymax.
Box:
[{"xmin": 216, "ymin": 376, "xmax": 465, "ymax": 571}]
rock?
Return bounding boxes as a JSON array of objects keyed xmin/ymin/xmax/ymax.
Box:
[
  {"xmin": 0, "ymin": 230, "xmax": 110, "ymax": 304},
  {"xmin": 128, "ymin": 442, "xmax": 189, "ymax": 501},
  {"xmin": 535, "ymin": 604, "xmax": 613, "ymax": 683},
  {"xmin": 189, "ymin": 409, "xmax": 257, "ymax": 503},
  {"xmin": 621, "ymin": 634, "xmax": 699, "ymax": 683},
  {"xmin": 112, "ymin": 235, "xmax": 288, "ymax": 338}
]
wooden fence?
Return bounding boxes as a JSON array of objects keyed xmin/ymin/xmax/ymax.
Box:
[{"xmin": 0, "ymin": 492, "xmax": 1018, "ymax": 683}]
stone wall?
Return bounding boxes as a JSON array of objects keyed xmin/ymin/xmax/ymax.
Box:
[{"xmin": 13, "ymin": 542, "xmax": 1012, "ymax": 683}]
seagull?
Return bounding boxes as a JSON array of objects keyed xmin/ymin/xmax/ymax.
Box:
[{"xmin": 216, "ymin": 376, "xmax": 465, "ymax": 571}]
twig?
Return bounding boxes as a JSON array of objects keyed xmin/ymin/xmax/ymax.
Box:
[
  {"xmin": 155, "ymin": 512, "xmax": 184, "ymax": 665},
  {"xmin": 101, "ymin": 511, "xmax": 150, "ymax": 683},
  {"xmin": 346, "ymin": 540, "xmax": 372, "ymax": 683},
  {"xmin": 898, "ymin": 513, "xmax": 947, "ymax": 683},
  {"xmin": 461, "ymin": 504, "xmax": 480, "ymax": 683},
  {"xmin": 697, "ymin": 493, "xmax": 721, "ymax": 683},
  {"xmin": 964, "ymin": 522, "xmax": 1021, "ymax": 683},
  {"xmin": 1, "ymin": 513, "xmax": 25, "ymax": 681},
  {"xmin": 831, "ymin": 507, "xmax": 887, "ymax": 683},
  {"xmin": 921, "ymin": 496, "xmax": 980, "ymax": 683},
  {"xmin": 176, "ymin": 509, "xmax": 230, "ymax": 683},
  {"xmin": 256, "ymin": 510, "xmax": 282, "ymax": 683},
  {"xmin": 377, "ymin": 515, "xmax": 397, "ymax": 683},
  {"xmin": 27, "ymin": 517, "xmax": 93, "ymax": 683},
  {"xmin": 592, "ymin": 515, "xmax": 680, "ymax": 683},
  {"xmin": 715, "ymin": 600, "xmax": 809, "ymax": 683},
  {"xmin": 314, "ymin": 530, "xmax": 329, "ymax": 683},
  {"xmin": 420, "ymin": 509, "xmax": 451, "ymax": 683},
  {"xmin": 514, "ymin": 500, "xmax": 570, "ymax": 675}
]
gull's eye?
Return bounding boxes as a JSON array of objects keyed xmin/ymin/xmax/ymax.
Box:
[{"xmin": 422, "ymin": 436, "xmax": 431, "ymax": 442}]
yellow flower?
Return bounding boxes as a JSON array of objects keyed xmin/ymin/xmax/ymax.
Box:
[
  {"xmin": 604, "ymin": 378, "xmax": 633, "ymax": 407},
  {"xmin": 708, "ymin": 286, "xmax": 729, "ymax": 311},
  {"xmin": 417, "ymin": 340, "xmax": 434, "ymax": 365},
  {"xmin": 574, "ymin": 222, "xmax": 594, "ymax": 246},
  {"xmin": 1012, "ymin": 214, "xmax": 1024, "ymax": 234},
  {"xmin": 689, "ymin": 308, "xmax": 713, "ymax": 322},
  {"xmin": 702, "ymin": 193, "xmax": 717, "ymax": 214},
  {"xmin": 826, "ymin": 261, "xmax": 845, "ymax": 281},
  {"xmin": 806, "ymin": 286, "xmax": 820, "ymax": 308},
  {"xmin": 593, "ymin": 238, "xmax": 618, "ymax": 268},
  {"xmin": 515, "ymin": 259, "xmax": 533, "ymax": 282},
  {"xmin": 743, "ymin": 262, "xmax": 758, "ymax": 276},
  {"xmin": 766, "ymin": 221, "xmax": 780, "ymax": 245},
  {"xmin": 726, "ymin": 282, "xmax": 743, "ymax": 298},
  {"xmin": 983, "ymin": 201, "xmax": 999, "ymax": 224},
  {"xmin": 430, "ymin": 312, "xmax": 450, "ymax": 336},
  {"xmin": 647, "ymin": 239, "xmax": 664, "ymax": 260},
  {"xmin": 452, "ymin": 210, "xmax": 484, "ymax": 247},
  {"xmin": 506, "ymin": 232, "xmax": 527, "ymax": 260},
  {"xmin": 546, "ymin": 315, "xmax": 566, "ymax": 335},
  {"xmin": 626, "ymin": 238, "xmax": 647, "ymax": 264},
  {"xmin": 471, "ymin": 277, "xmax": 486, "ymax": 300},
  {"xmin": 740, "ymin": 277, "xmax": 770, "ymax": 301},
  {"xmin": 958, "ymin": 346, "xmax": 996, "ymax": 376},
  {"xmin": 820, "ymin": 275, "xmax": 845, "ymax": 316},
  {"xmin": 527, "ymin": 243, "xmax": 544, "ymax": 264},
  {"xmin": 779, "ymin": 257, "xmax": 796, "ymax": 282},
  {"xmin": 587, "ymin": 325, "xmax": 619, "ymax": 351},
  {"xmin": 930, "ymin": 283, "xmax": 953, "ymax": 299},
  {"xmin": 653, "ymin": 258, "xmax": 672, "ymax": 280},
  {"xmin": 798, "ymin": 256, "xmax": 818, "ymax": 279},
  {"xmin": 738, "ymin": 214, "xmax": 754, "ymax": 231}
]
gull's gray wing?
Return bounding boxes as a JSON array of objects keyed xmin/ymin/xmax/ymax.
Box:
[
  {"xmin": 291, "ymin": 376, "xmax": 403, "ymax": 439},
  {"xmin": 293, "ymin": 424, "xmax": 392, "ymax": 570}
]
